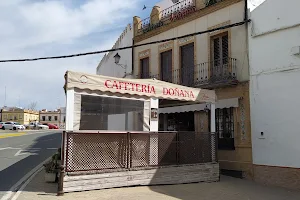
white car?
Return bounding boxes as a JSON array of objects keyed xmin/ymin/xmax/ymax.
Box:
[
  {"xmin": 2, "ymin": 122, "xmax": 25, "ymax": 130},
  {"xmin": 28, "ymin": 122, "xmax": 49, "ymax": 130}
]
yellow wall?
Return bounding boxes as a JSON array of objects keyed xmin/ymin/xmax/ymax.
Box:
[{"xmin": 2, "ymin": 110, "xmax": 39, "ymax": 125}]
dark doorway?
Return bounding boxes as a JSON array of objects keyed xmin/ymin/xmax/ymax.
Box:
[{"xmin": 166, "ymin": 112, "xmax": 195, "ymax": 131}]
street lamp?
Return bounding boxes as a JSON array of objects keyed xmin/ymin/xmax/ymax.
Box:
[{"xmin": 113, "ymin": 53, "xmax": 126, "ymax": 70}]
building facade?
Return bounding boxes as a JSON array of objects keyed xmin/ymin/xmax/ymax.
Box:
[
  {"xmin": 96, "ymin": 24, "xmax": 133, "ymax": 78},
  {"xmin": 39, "ymin": 109, "xmax": 61, "ymax": 126},
  {"xmin": 1, "ymin": 107, "xmax": 39, "ymax": 124},
  {"xmin": 248, "ymin": 0, "xmax": 300, "ymax": 190},
  {"xmin": 59, "ymin": 107, "xmax": 66, "ymax": 129},
  {"xmin": 133, "ymin": 0, "xmax": 252, "ymax": 177}
]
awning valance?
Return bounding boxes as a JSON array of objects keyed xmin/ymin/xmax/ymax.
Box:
[
  {"xmin": 159, "ymin": 98, "xmax": 239, "ymax": 114},
  {"xmin": 65, "ymin": 71, "xmax": 216, "ymax": 103}
]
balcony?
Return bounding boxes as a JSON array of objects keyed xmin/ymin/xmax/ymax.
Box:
[
  {"xmin": 137, "ymin": 57, "xmax": 238, "ymax": 89},
  {"xmin": 136, "ymin": 0, "xmax": 224, "ymax": 36}
]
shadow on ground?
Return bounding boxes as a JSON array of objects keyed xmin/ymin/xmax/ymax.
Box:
[{"xmin": 0, "ymin": 132, "xmax": 61, "ymax": 197}]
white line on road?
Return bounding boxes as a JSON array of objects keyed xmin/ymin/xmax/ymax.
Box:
[
  {"xmin": 0, "ymin": 157, "xmax": 51, "ymax": 200},
  {"xmin": 0, "ymin": 147, "xmax": 21, "ymax": 151},
  {"xmin": 14, "ymin": 149, "xmax": 40, "ymax": 156}
]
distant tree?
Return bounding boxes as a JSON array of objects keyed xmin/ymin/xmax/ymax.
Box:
[{"xmin": 28, "ymin": 102, "xmax": 37, "ymax": 110}]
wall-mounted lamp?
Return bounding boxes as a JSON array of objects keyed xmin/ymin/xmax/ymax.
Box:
[
  {"xmin": 113, "ymin": 53, "xmax": 126, "ymax": 69},
  {"xmin": 114, "ymin": 53, "xmax": 121, "ymax": 64},
  {"xmin": 204, "ymin": 104, "xmax": 210, "ymax": 113}
]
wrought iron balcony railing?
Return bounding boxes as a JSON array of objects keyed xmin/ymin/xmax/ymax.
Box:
[
  {"xmin": 138, "ymin": 0, "xmax": 224, "ymax": 35},
  {"xmin": 137, "ymin": 57, "xmax": 238, "ymax": 88}
]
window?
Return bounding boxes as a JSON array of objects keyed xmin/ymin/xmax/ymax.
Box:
[
  {"xmin": 160, "ymin": 50, "xmax": 172, "ymax": 82},
  {"xmin": 211, "ymin": 33, "xmax": 229, "ymax": 79},
  {"xmin": 14, "ymin": 116, "xmax": 17, "ymax": 120},
  {"xmin": 63, "ymin": 117, "xmax": 66, "ymax": 123},
  {"xmin": 216, "ymin": 107, "xmax": 235, "ymax": 150},
  {"xmin": 19, "ymin": 114, "xmax": 23, "ymax": 119},
  {"xmin": 54, "ymin": 116, "xmax": 58, "ymax": 121},
  {"xmin": 140, "ymin": 57, "xmax": 150, "ymax": 78},
  {"xmin": 180, "ymin": 43, "xmax": 194, "ymax": 86},
  {"xmin": 42, "ymin": 116, "xmax": 45, "ymax": 121},
  {"xmin": 48, "ymin": 116, "xmax": 52, "ymax": 121}
]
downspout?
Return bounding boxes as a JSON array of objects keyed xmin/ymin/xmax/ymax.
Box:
[
  {"xmin": 244, "ymin": 0, "xmax": 248, "ymax": 21},
  {"xmin": 244, "ymin": 0, "xmax": 250, "ymax": 80}
]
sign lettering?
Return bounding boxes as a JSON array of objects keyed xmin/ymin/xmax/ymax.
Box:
[
  {"xmin": 170, "ymin": 6, "xmax": 196, "ymax": 22},
  {"xmin": 104, "ymin": 80, "xmax": 195, "ymax": 99}
]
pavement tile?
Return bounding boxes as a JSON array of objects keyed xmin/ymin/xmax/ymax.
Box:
[{"xmin": 16, "ymin": 170, "xmax": 300, "ymax": 200}]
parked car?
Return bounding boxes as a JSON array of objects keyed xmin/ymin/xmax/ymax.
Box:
[
  {"xmin": 1, "ymin": 122, "xmax": 25, "ymax": 130},
  {"xmin": 43, "ymin": 123, "xmax": 58, "ymax": 129},
  {"xmin": 0, "ymin": 122, "xmax": 4, "ymax": 129},
  {"xmin": 28, "ymin": 122, "xmax": 49, "ymax": 130}
]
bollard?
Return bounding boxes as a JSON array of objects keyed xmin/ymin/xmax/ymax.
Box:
[{"xmin": 57, "ymin": 165, "xmax": 65, "ymax": 196}]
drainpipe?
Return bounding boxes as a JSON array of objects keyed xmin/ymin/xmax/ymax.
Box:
[
  {"xmin": 131, "ymin": 38, "xmax": 135, "ymax": 77},
  {"xmin": 244, "ymin": 0, "xmax": 248, "ymax": 21}
]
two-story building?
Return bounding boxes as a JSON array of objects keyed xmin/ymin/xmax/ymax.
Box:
[
  {"xmin": 132, "ymin": 0, "xmax": 252, "ymax": 178},
  {"xmin": 249, "ymin": 0, "xmax": 300, "ymax": 190},
  {"xmin": 39, "ymin": 109, "xmax": 60, "ymax": 126},
  {"xmin": 1, "ymin": 107, "xmax": 39, "ymax": 125}
]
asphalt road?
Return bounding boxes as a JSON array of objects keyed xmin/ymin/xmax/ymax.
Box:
[{"xmin": 0, "ymin": 130, "xmax": 61, "ymax": 199}]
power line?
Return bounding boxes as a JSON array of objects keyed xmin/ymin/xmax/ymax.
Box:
[{"xmin": 0, "ymin": 20, "xmax": 250, "ymax": 63}]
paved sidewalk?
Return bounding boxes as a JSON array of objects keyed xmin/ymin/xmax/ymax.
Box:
[{"xmin": 17, "ymin": 170, "xmax": 300, "ymax": 200}]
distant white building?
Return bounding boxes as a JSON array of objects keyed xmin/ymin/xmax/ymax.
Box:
[
  {"xmin": 248, "ymin": 0, "xmax": 300, "ymax": 190},
  {"xmin": 96, "ymin": 24, "xmax": 133, "ymax": 78},
  {"xmin": 59, "ymin": 107, "xmax": 66, "ymax": 129}
]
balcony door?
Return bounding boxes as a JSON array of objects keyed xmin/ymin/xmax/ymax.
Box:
[
  {"xmin": 160, "ymin": 50, "xmax": 172, "ymax": 82},
  {"xmin": 140, "ymin": 57, "xmax": 149, "ymax": 78},
  {"xmin": 180, "ymin": 43, "xmax": 194, "ymax": 86},
  {"xmin": 211, "ymin": 33, "xmax": 229, "ymax": 81}
]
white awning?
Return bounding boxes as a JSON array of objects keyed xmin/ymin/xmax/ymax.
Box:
[
  {"xmin": 65, "ymin": 71, "xmax": 216, "ymax": 103},
  {"xmin": 159, "ymin": 98, "xmax": 239, "ymax": 114}
]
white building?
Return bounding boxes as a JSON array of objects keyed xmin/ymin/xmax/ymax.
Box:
[
  {"xmin": 59, "ymin": 107, "xmax": 66, "ymax": 129},
  {"xmin": 248, "ymin": 0, "xmax": 300, "ymax": 190},
  {"xmin": 96, "ymin": 24, "xmax": 133, "ymax": 78},
  {"xmin": 39, "ymin": 109, "xmax": 61, "ymax": 126}
]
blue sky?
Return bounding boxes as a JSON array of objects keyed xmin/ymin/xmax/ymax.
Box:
[
  {"xmin": 0, "ymin": 0, "xmax": 162, "ymax": 110},
  {"xmin": 0, "ymin": 0, "xmax": 261, "ymax": 110}
]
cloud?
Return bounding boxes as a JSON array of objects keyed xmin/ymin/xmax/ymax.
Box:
[{"xmin": 0, "ymin": 0, "xmax": 141, "ymax": 110}]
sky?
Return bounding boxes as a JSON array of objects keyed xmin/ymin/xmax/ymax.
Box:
[
  {"xmin": 0, "ymin": 0, "xmax": 162, "ymax": 110},
  {"xmin": 0, "ymin": 0, "xmax": 263, "ymax": 111}
]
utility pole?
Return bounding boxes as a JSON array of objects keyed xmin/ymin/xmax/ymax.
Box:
[{"xmin": 4, "ymin": 86, "xmax": 6, "ymax": 107}]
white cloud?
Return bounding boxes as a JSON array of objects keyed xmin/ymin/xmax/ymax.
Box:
[{"xmin": 0, "ymin": 0, "xmax": 141, "ymax": 110}]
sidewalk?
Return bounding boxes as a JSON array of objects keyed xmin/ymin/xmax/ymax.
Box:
[{"xmin": 16, "ymin": 170, "xmax": 300, "ymax": 200}]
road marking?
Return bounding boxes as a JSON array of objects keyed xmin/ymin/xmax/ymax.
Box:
[
  {"xmin": 0, "ymin": 147, "xmax": 21, "ymax": 151},
  {"xmin": 0, "ymin": 132, "xmax": 26, "ymax": 139},
  {"xmin": 0, "ymin": 156, "xmax": 52, "ymax": 200},
  {"xmin": 14, "ymin": 149, "xmax": 40, "ymax": 156},
  {"xmin": 0, "ymin": 130, "xmax": 61, "ymax": 139}
]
